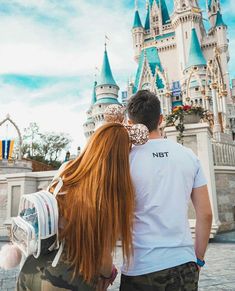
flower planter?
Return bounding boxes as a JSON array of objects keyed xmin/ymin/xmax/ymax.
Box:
[{"xmin": 184, "ymin": 113, "xmax": 201, "ymax": 124}]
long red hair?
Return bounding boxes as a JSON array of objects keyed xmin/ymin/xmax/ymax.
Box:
[{"xmin": 53, "ymin": 123, "xmax": 134, "ymax": 282}]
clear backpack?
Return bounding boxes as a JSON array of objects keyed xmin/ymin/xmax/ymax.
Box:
[{"xmin": 10, "ymin": 174, "xmax": 64, "ymax": 267}]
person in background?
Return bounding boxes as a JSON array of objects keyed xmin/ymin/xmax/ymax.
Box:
[
  {"xmin": 120, "ymin": 90, "xmax": 213, "ymax": 291},
  {"xmin": 17, "ymin": 122, "xmax": 135, "ymax": 291}
]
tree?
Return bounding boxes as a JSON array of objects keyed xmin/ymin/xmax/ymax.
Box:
[
  {"xmin": 40, "ymin": 132, "xmax": 71, "ymax": 164},
  {"xmin": 21, "ymin": 123, "xmax": 71, "ymax": 168},
  {"xmin": 22, "ymin": 122, "xmax": 41, "ymax": 157}
]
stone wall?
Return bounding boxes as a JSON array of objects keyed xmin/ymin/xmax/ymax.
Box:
[
  {"xmin": 0, "ymin": 160, "xmax": 32, "ymax": 174},
  {"xmin": 215, "ymin": 166, "xmax": 235, "ymax": 232},
  {"xmin": 0, "ymin": 171, "xmax": 56, "ymax": 238}
]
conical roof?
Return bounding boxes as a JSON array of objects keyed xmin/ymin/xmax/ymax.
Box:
[
  {"xmin": 133, "ymin": 10, "xmax": 143, "ymax": 28},
  {"xmin": 97, "ymin": 48, "xmax": 117, "ymax": 86},
  {"xmin": 160, "ymin": 0, "xmax": 170, "ymax": 25},
  {"xmin": 186, "ymin": 28, "xmax": 206, "ymax": 69},
  {"xmin": 215, "ymin": 11, "xmax": 226, "ymax": 27},
  {"xmin": 144, "ymin": 6, "xmax": 150, "ymax": 30}
]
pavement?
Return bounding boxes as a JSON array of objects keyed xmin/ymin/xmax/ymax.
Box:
[{"xmin": 0, "ymin": 240, "xmax": 235, "ymax": 291}]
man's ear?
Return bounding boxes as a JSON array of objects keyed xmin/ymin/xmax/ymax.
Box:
[{"xmin": 158, "ymin": 114, "xmax": 163, "ymax": 126}]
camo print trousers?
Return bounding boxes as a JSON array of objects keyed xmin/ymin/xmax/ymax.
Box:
[
  {"xmin": 17, "ymin": 250, "xmax": 96, "ymax": 291},
  {"xmin": 120, "ymin": 262, "xmax": 199, "ymax": 291}
]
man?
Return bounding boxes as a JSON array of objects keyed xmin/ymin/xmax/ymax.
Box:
[{"xmin": 120, "ymin": 90, "xmax": 213, "ymax": 291}]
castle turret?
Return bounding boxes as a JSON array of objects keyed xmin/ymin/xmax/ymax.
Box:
[
  {"xmin": 214, "ymin": 10, "xmax": 232, "ymax": 103},
  {"xmin": 183, "ymin": 28, "xmax": 207, "ymax": 105},
  {"xmin": 172, "ymin": 0, "xmax": 205, "ymax": 76},
  {"xmin": 208, "ymin": 0, "xmax": 221, "ymax": 27},
  {"xmin": 93, "ymin": 47, "xmax": 121, "ymax": 129},
  {"xmin": 132, "ymin": 2, "xmax": 144, "ymax": 63},
  {"xmin": 83, "ymin": 81, "xmax": 97, "ymax": 138}
]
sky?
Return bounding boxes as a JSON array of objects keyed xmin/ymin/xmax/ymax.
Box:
[{"xmin": 0, "ymin": 0, "xmax": 234, "ymax": 158}]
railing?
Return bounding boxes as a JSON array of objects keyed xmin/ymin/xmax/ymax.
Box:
[{"xmin": 212, "ymin": 142, "xmax": 235, "ymax": 166}]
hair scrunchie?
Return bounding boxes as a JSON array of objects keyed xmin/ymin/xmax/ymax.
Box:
[{"xmin": 104, "ymin": 105, "xmax": 149, "ymax": 146}]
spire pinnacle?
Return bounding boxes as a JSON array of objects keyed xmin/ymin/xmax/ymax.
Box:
[
  {"xmin": 97, "ymin": 46, "xmax": 117, "ymax": 87},
  {"xmin": 144, "ymin": 1, "xmax": 150, "ymax": 30},
  {"xmin": 104, "ymin": 35, "xmax": 109, "ymax": 51},
  {"xmin": 135, "ymin": 0, "xmax": 138, "ymax": 10}
]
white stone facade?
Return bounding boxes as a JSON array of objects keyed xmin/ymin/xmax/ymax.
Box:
[{"xmin": 130, "ymin": 0, "xmax": 235, "ymax": 140}]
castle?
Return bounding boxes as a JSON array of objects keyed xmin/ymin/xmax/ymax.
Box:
[
  {"xmin": 0, "ymin": 0, "xmax": 235, "ymax": 241},
  {"xmin": 83, "ymin": 0, "xmax": 235, "ymax": 142}
]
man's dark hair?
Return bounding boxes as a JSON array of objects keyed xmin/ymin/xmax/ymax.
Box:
[{"xmin": 127, "ymin": 90, "xmax": 161, "ymax": 132}]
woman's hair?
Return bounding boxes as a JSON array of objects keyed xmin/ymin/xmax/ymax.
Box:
[{"xmin": 54, "ymin": 122, "xmax": 134, "ymax": 283}]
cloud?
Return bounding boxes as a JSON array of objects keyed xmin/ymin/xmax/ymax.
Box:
[{"xmin": 0, "ymin": 0, "xmax": 137, "ymax": 77}]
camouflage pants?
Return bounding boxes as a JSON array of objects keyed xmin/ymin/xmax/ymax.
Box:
[
  {"xmin": 17, "ymin": 250, "xmax": 95, "ymax": 291},
  {"xmin": 120, "ymin": 262, "xmax": 199, "ymax": 291}
]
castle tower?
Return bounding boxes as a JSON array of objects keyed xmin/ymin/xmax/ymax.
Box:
[
  {"xmin": 148, "ymin": 0, "xmax": 170, "ymax": 36},
  {"xmin": 208, "ymin": 0, "xmax": 221, "ymax": 27},
  {"xmin": 132, "ymin": 1, "xmax": 144, "ymax": 62},
  {"xmin": 92, "ymin": 46, "xmax": 121, "ymax": 130},
  {"xmin": 183, "ymin": 28, "xmax": 207, "ymax": 106},
  {"xmin": 214, "ymin": 11, "xmax": 232, "ymax": 102},
  {"xmin": 174, "ymin": 0, "xmax": 199, "ymax": 11},
  {"xmin": 83, "ymin": 81, "xmax": 97, "ymax": 138},
  {"xmin": 172, "ymin": 0, "xmax": 205, "ymax": 76}
]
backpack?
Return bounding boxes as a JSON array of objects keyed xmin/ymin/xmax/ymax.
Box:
[
  {"xmin": 0, "ymin": 168, "xmax": 65, "ymax": 270},
  {"xmin": 11, "ymin": 183, "xmax": 62, "ymax": 259}
]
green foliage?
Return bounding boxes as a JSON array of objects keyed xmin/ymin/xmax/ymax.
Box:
[
  {"xmin": 22, "ymin": 122, "xmax": 71, "ymax": 168},
  {"xmin": 165, "ymin": 105, "xmax": 207, "ymax": 143}
]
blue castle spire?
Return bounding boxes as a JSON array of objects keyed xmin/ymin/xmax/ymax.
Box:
[
  {"xmin": 133, "ymin": 10, "xmax": 143, "ymax": 28},
  {"xmin": 159, "ymin": 0, "xmax": 170, "ymax": 25},
  {"xmin": 91, "ymin": 81, "xmax": 97, "ymax": 104},
  {"xmin": 97, "ymin": 47, "xmax": 117, "ymax": 86},
  {"xmin": 186, "ymin": 28, "xmax": 207, "ymax": 69},
  {"xmin": 144, "ymin": 6, "xmax": 150, "ymax": 30},
  {"xmin": 215, "ymin": 10, "xmax": 226, "ymax": 27}
]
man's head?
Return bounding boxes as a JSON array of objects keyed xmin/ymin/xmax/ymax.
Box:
[{"xmin": 127, "ymin": 90, "xmax": 162, "ymax": 132}]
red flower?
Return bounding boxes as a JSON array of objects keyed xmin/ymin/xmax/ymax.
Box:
[{"xmin": 183, "ymin": 105, "xmax": 191, "ymax": 111}]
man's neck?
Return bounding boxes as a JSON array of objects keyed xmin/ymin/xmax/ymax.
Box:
[{"xmin": 148, "ymin": 130, "xmax": 162, "ymax": 140}]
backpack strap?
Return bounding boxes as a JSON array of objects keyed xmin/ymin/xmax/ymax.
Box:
[
  {"xmin": 47, "ymin": 162, "xmax": 69, "ymax": 196},
  {"xmin": 52, "ymin": 239, "xmax": 64, "ymax": 267}
]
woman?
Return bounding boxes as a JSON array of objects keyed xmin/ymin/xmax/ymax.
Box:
[{"xmin": 17, "ymin": 122, "xmax": 135, "ymax": 291}]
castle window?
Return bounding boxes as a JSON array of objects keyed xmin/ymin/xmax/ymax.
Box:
[
  {"xmin": 109, "ymin": 86, "xmax": 112, "ymax": 88},
  {"xmin": 185, "ymin": 31, "xmax": 188, "ymax": 39},
  {"xmin": 195, "ymin": 87, "xmax": 199, "ymax": 91},
  {"xmin": 153, "ymin": 16, "xmax": 158, "ymax": 23}
]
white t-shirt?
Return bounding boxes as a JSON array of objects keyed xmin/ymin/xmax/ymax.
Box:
[{"xmin": 121, "ymin": 138, "xmax": 207, "ymax": 276}]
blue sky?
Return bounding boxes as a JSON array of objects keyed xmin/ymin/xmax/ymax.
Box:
[{"xmin": 0, "ymin": 0, "xmax": 234, "ymax": 156}]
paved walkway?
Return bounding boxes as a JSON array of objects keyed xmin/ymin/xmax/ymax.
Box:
[{"xmin": 0, "ymin": 242, "xmax": 235, "ymax": 290}]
